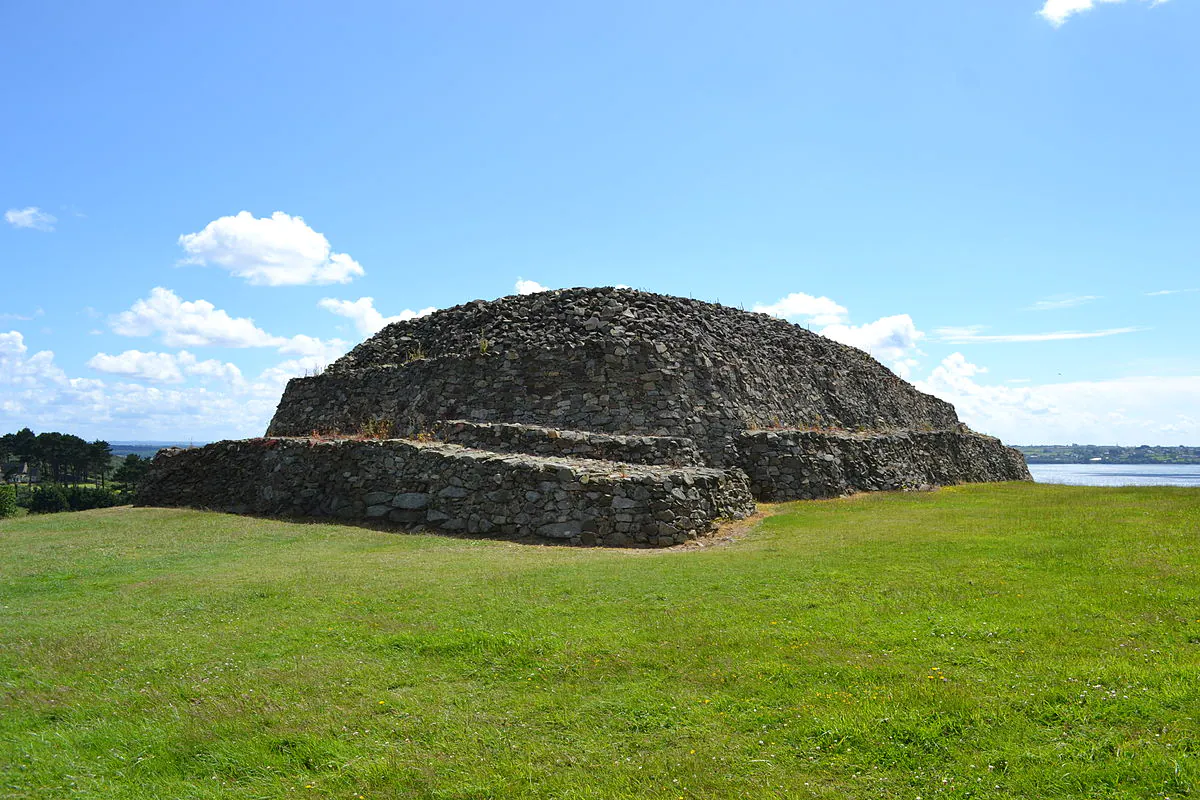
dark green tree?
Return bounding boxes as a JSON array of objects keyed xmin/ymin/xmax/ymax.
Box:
[
  {"xmin": 29, "ymin": 484, "xmax": 69, "ymax": 514},
  {"xmin": 113, "ymin": 454, "xmax": 150, "ymax": 490},
  {"xmin": 88, "ymin": 440, "xmax": 113, "ymax": 487}
]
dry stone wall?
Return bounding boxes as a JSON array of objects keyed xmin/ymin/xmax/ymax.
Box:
[
  {"xmin": 431, "ymin": 420, "xmax": 704, "ymax": 467},
  {"xmin": 140, "ymin": 287, "xmax": 1030, "ymax": 546},
  {"xmin": 138, "ymin": 437, "xmax": 755, "ymax": 547},
  {"xmin": 735, "ymin": 429, "xmax": 1030, "ymax": 501},
  {"xmin": 267, "ymin": 288, "xmax": 961, "ymax": 465}
]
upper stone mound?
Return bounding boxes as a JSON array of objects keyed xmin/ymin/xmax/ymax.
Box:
[
  {"xmin": 330, "ymin": 287, "xmax": 914, "ymax": 380},
  {"xmin": 269, "ymin": 288, "xmax": 965, "ymax": 464}
]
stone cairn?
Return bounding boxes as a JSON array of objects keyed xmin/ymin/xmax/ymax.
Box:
[{"xmin": 139, "ymin": 287, "xmax": 1030, "ymax": 547}]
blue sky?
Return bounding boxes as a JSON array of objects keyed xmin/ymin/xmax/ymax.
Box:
[{"xmin": 2, "ymin": 0, "xmax": 1197, "ymax": 445}]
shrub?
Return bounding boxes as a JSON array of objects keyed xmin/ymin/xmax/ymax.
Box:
[
  {"xmin": 0, "ymin": 485, "xmax": 16, "ymax": 518},
  {"xmin": 64, "ymin": 486, "xmax": 120, "ymax": 511},
  {"xmin": 28, "ymin": 485, "xmax": 70, "ymax": 514}
]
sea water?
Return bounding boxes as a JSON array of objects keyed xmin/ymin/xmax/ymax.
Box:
[{"xmin": 1028, "ymin": 463, "xmax": 1200, "ymax": 488}]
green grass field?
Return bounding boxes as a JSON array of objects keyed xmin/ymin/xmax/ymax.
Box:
[{"xmin": 1, "ymin": 484, "xmax": 1197, "ymax": 799}]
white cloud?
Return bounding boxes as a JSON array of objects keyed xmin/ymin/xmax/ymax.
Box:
[
  {"xmin": 755, "ymin": 290, "xmax": 923, "ymax": 374},
  {"xmin": 917, "ymin": 353, "xmax": 1200, "ymax": 445},
  {"xmin": 275, "ymin": 334, "xmax": 352, "ymax": 366},
  {"xmin": 178, "ymin": 211, "xmax": 365, "ymax": 286},
  {"xmin": 176, "ymin": 352, "xmax": 246, "ymax": 385},
  {"xmin": 1, "ymin": 328, "xmax": 317, "ymax": 440},
  {"xmin": 318, "ymin": 297, "xmax": 436, "ymax": 337},
  {"xmin": 86, "ymin": 349, "xmax": 246, "ymax": 386},
  {"xmin": 935, "ymin": 325, "xmax": 1141, "ymax": 344},
  {"xmin": 254, "ymin": 357, "xmax": 328, "ymax": 392},
  {"xmin": 4, "ymin": 206, "xmax": 56, "ymax": 231},
  {"xmin": 1038, "ymin": 0, "xmax": 1165, "ymax": 27},
  {"xmin": 0, "ymin": 330, "xmax": 68, "ymax": 388},
  {"xmin": 892, "ymin": 358, "xmax": 921, "ymax": 380},
  {"xmin": 1146, "ymin": 288, "xmax": 1197, "ymax": 297},
  {"xmin": 515, "ymin": 278, "xmax": 549, "ymax": 295},
  {"xmin": 1027, "ymin": 295, "xmax": 1100, "ymax": 311},
  {"xmin": 753, "ymin": 292, "xmax": 848, "ymax": 326},
  {"xmin": 113, "ymin": 287, "xmax": 282, "ymax": 348},
  {"xmin": 88, "ymin": 350, "xmax": 185, "ymax": 383},
  {"xmin": 820, "ymin": 314, "xmax": 925, "ymax": 368},
  {"xmin": 110, "ymin": 288, "xmax": 350, "ymax": 364}
]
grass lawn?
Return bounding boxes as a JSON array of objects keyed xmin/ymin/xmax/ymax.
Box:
[{"xmin": 1, "ymin": 483, "xmax": 1197, "ymax": 799}]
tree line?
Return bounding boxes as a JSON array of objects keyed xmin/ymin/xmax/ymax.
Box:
[
  {"xmin": 1015, "ymin": 444, "xmax": 1200, "ymax": 465},
  {"xmin": 1, "ymin": 427, "xmax": 152, "ymax": 515}
]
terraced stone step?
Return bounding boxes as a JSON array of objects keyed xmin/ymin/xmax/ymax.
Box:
[
  {"xmin": 431, "ymin": 419, "xmax": 705, "ymax": 467},
  {"xmin": 734, "ymin": 428, "xmax": 1030, "ymax": 501},
  {"xmin": 138, "ymin": 437, "xmax": 753, "ymax": 548}
]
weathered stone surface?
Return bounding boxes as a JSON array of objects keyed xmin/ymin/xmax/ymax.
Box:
[
  {"xmin": 138, "ymin": 438, "xmax": 755, "ymax": 548},
  {"xmin": 265, "ymin": 288, "xmax": 961, "ymax": 463},
  {"xmin": 735, "ymin": 429, "xmax": 1030, "ymax": 501},
  {"xmin": 138, "ymin": 287, "xmax": 1029, "ymax": 546},
  {"xmin": 431, "ymin": 420, "xmax": 703, "ymax": 467},
  {"xmin": 392, "ymin": 492, "xmax": 431, "ymax": 509}
]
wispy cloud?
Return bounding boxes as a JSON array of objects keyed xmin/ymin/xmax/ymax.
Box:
[
  {"xmin": 1146, "ymin": 288, "xmax": 1198, "ymax": 297},
  {"xmin": 917, "ymin": 352, "xmax": 1200, "ymax": 446},
  {"xmin": 935, "ymin": 325, "xmax": 1142, "ymax": 344},
  {"xmin": 4, "ymin": 206, "xmax": 56, "ymax": 231},
  {"xmin": 1038, "ymin": 0, "xmax": 1168, "ymax": 28},
  {"xmin": 0, "ymin": 308, "xmax": 44, "ymax": 322},
  {"xmin": 1026, "ymin": 295, "xmax": 1100, "ymax": 311}
]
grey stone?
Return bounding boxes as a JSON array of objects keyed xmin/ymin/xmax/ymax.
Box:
[
  {"xmin": 537, "ymin": 521, "xmax": 581, "ymax": 539},
  {"xmin": 138, "ymin": 287, "xmax": 1028, "ymax": 549},
  {"xmin": 392, "ymin": 492, "xmax": 430, "ymax": 509}
]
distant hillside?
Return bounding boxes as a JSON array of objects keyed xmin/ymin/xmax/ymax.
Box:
[
  {"xmin": 109, "ymin": 442, "xmax": 206, "ymax": 459},
  {"xmin": 1015, "ymin": 444, "xmax": 1200, "ymax": 465}
]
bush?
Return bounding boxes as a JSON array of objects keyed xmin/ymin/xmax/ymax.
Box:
[
  {"xmin": 29, "ymin": 485, "xmax": 70, "ymax": 514},
  {"xmin": 64, "ymin": 486, "xmax": 121, "ymax": 511},
  {"xmin": 0, "ymin": 485, "xmax": 16, "ymax": 518}
]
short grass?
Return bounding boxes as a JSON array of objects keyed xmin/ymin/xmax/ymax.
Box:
[{"xmin": 1, "ymin": 483, "xmax": 1197, "ymax": 799}]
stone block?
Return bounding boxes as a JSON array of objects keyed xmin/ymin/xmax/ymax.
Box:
[{"xmin": 392, "ymin": 492, "xmax": 431, "ymax": 509}]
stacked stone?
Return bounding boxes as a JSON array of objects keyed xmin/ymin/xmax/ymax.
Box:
[
  {"xmin": 140, "ymin": 287, "xmax": 1030, "ymax": 546},
  {"xmin": 734, "ymin": 429, "xmax": 1031, "ymax": 501},
  {"xmin": 431, "ymin": 420, "xmax": 704, "ymax": 467},
  {"xmin": 139, "ymin": 437, "xmax": 755, "ymax": 548},
  {"xmin": 267, "ymin": 287, "xmax": 962, "ymax": 463}
]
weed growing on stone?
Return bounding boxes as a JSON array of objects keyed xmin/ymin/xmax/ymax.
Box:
[{"xmin": 356, "ymin": 418, "xmax": 395, "ymax": 439}]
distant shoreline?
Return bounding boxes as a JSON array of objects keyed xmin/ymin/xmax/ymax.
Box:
[
  {"xmin": 109, "ymin": 441, "xmax": 208, "ymax": 458},
  {"xmin": 1014, "ymin": 445, "xmax": 1200, "ymax": 465}
]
